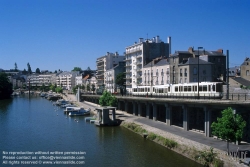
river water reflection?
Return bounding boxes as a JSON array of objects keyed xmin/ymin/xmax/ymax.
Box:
[{"xmin": 0, "ymin": 96, "xmax": 201, "ymax": 166}]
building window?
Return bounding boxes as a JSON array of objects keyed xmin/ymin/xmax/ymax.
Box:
[
  {"xmin": 193, "ymin": 78, "xmax": 197, "ymax": 82},
  {"xmin": 184, "ymin": 68, "xmax": 187, "ymax": 77},
  {"xmin": 180, "ymin": 78, "xmax": 182, "ymax": 83},
  {"xmin": 184, "ymin": 78, "xmax": 187, "ymax": 83},
  {"xmin": 193, "ymin": 67, "xmax": 197, "ymax": 75},
  {"xmin": 180, "ymin": 69, "xmax": 182, "ymax": 77},
  {"xmin": 246, "ymin": 70, "xmax": 250, "ymax": 76}
]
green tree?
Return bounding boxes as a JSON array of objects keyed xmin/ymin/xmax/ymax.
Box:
[
  {"xmin": 14, "ymin": 62, "xmax": 18, "ymax": 72},
  {"xmin": 27, "ymin": 63, "xmax": 32, "ymax": 74},
  {"xmin": 91, "ymin": 84, "xmax": 96, "ymax": 93},
  {"xmin": 0, "ymin": 73, "xmax": 13, "ymax": 99},
  {"xmin": 99, "ymin": 90, "xmax": 117, "ymax": 107},
  {"xmin": 80, "ymin": 85, "xmax": 85, "ymax": 91},
  {"xmin": 55, "ymin": 86, "xmax": 63, "ymax": 93},
  {"xmin": 50, "ymin": 84, "xmax": 57, "ymax": 92},
  {"xmin": 87, "ymin": 84, "xmax": 90, "ymax": 92},
  {"xmin": 73, "ymin": 85, "xmax": 80, "ymax": 94},
  {"xmin": 54, "ymin": 70, "xmax": 57, "ymax": 73},
  {"xmin": 115, "ymin": 72, "xmax": 125, "ymax": 87},
  {"xmin": 72, "ymin": 67, "xmax": 82, "ymax": 71},
  {"xmin": 35, "ymin": 68, "xmax": 41, "ymax": 74},
  {"xmin": 211, "ymin": 107, "xmax": 246, "ymax": 153}
]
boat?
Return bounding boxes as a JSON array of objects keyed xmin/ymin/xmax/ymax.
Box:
[
  {"xmin": 40, "ymin": 92, "xmax": 46, "ymax": 97},
  {"xmin": 54, "ymin": 99, "xmax": 68, "ymax": 105},
  {"xmin": 64, "ymin": 107, "xmax": 82, "ymax": 114},
  {"xmin": 68, "ymin": 108, "xmax": 91, "ymax": 116},
  {"xmin": 61, "ymin": 104, "xmax": 76, "ymax": 108}
]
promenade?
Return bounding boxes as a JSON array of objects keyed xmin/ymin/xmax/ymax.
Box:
[{"xmin": 65, "ymin": 94, "xmax": 250, "ymax": 166}]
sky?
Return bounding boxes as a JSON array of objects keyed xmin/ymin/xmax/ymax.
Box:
[{"xmin": 0, "ymin": 0, "xmax": 249, "ymax": 72}]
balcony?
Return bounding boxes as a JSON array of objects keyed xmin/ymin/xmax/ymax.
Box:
[
  {"xmin": 136, "ymin": 61, "xmax": 142, "ymax": 65},
  {"xmin": 136, "ymin": 68, "xmax": 142, "ymax": 72},
  {"xmin": 125, "ymin": 64, "xmax": 131, "ymax": 67},
  {"xmin": 125, "ymin": 70, "xmax": 131, "ymax": 73},
  {"xmin": 166, "ymin": 71, "xmax": 170, "ymax": 75},
  {"xmin": 126, "ymin": 48, "xmax": 141, "ymax": 54}
]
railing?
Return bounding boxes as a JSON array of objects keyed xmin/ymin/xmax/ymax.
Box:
[{"xmin": 120, "ymin": 93, "xmax": 250, "ymax": 101}]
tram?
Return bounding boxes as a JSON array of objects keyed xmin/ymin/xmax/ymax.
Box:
[{"xmin": 132, "ymin": 82, "xmax": 223, "ymax": 99}]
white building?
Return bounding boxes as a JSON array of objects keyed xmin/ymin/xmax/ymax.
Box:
[
  {"xmin": 105, "ymin": 61, "xmax": 125, "ymax": 93},
  {"xmin": 56, "ymin": 71, "xmax": 79, "ymax": 90},
  {"xmin": 96, "ymin": 52, "xmax": 125, "ymax": 89},
  {"xmin": 125, "ymin": 36, "xmax": 171, "ymax": 93},
  {"xmin": 27, "ymin": 73, "xmax": 57, "ymax": 87},
  {"xmin": 142, "ymin": 57, "xmax": 170, "ymax": 86}
]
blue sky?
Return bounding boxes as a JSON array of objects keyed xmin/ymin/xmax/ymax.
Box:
[{"xmin": 0, "ymin": 0, "xmax": 249, "ymax": 72}]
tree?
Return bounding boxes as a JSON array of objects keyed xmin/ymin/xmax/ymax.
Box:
[
  {"xmin": 80, "ymin": 85, "xmax": 85, "ymax": 91},
  {"xmin": 72, "ymin": 67, "xmax": 82, "ymax": 71},
  {"xmin": 91, "ymin": 84, "xmax": 96, "ymax": 93},
  {"xmin": 99, "ymin": 90, "xmax": 117, "ymax": 107},
  {"xmin": 0, "ymin": 73, "xmax": 13, "ymax": 99},
  {"xmin": 50, "ymin": 84, "xmax": 57, "ymax": 92},
  {"xmin": 22, "ymin": 69, "xmax": 27, "ymax": 75},
  {"xmin": 87, "ymin": 84, "xmax": 90, "ymax": 92},
  {"xmin": 55, "ymin": 86, "xmax": 63, "ymax": 93},
  {"xmin": 73, "ymin": 85, "xmax": 80, "ymax": 94},
  {"xmin": 54, "ymin": 70, "xmax": 57, "ymax": 73},
  {"xmin": 115, "ymin": 72, "xmax": 125, "ymax": 87},
  {"xmin": 211, "ymin": 107, "xmax": 246, "ymax": 153},
  {"xmin": 35, "ymin": 68, "xmax": 41, "ymax": 74},
  {"xmin": 27, "ymin": 63, "xmax": 32, "ymax": 74},
  {"xmin": 14, "ymin": 62, "xmax": 18, "ymax": 72}
]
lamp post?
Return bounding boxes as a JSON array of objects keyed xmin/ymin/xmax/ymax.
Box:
[{"xmin": 197, "ymin": 47, "xmax": 203, "ymax": 99}]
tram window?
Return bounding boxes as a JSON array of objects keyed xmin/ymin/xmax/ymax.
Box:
[
  {"xmin": 203, "ymin": 85, "xmax": 207, "ymax": 91},
  {"xmin": 159, "ymin": 89, "xmax": 163, "ymax": 93},
  {"xmin": 134, "ymin": 88, "xmax": 137, "ymax": 92},
  {"xmin": 193, "ymin": 86, "xmax": 197, "ymax": 91},
  {"xmin": 184, "ymin": 86, "xmax": 187, "ymax": 92},
  {"xmin": 199, "ymin": 86, "xmax": 202, "ymax": 91},
  {"xmin": 175, "ymin": 86, "xmax": 178, "ymax": 92},
  {"xmin": 168, "ymin": 87, "xmax": 170, "ymax": 92},
  {"xmin": 153, "ymin": 88, "xmax": 155, "ymax": 92},
  {"xmin": 188, "ymin": 86, "xmax": 191, "ymax": 92},
  {"xmin": 179, "ymin": 86, "xmax": 183, "ymax": 92},
  {"xmin": 209, "ymin": 85, "xmax": 211, "ymax": 91},
  {"xmin": 216, "ymin": 84, "xmax": 222, "ymax": 92},
  {"xmin": 212, "ymin": 85, "xmax": 215, "ymax": 91},
  {"xmin": 164, "ymin": 88, "xmax": 168, "ymax": 93}
]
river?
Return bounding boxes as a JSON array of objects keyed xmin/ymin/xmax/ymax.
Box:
[{"xmin": 0, "ymin": 95, "xmax": 201, "ymax": 166}]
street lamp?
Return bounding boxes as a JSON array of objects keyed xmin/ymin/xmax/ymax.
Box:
[{"xmin": 197, "ymin": 46, "xmax": 203, "ymax": 99}]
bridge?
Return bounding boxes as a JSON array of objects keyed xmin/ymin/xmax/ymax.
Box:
[{"xmin": 81, "ymin": 94, "xmax": 250, "ymax": 143}]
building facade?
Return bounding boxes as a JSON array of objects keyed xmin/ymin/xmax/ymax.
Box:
[
  {"xmin": 56, "ymin": 71, "xmax": 79, "ymax": 90},
  {"xmin": 125, "ymin": 36, "xmax": 171, "ymax": 93},
  {"xmin": 27, "ymin": 73, "xmax": 57, "ymax": 87},
  {"xmin": 105, "ymin": 61, "xmax": 125, "ymax": 93},
  {"xmin": 240, "ymin": 57, "xmax": 250, "ymax": 81},
  {"xmin": 96, "ymin": 52, "xmax": 125, "ymax": 89}
]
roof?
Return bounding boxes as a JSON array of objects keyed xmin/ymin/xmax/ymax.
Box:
[
  {"xmin": 171, "ymin": 50, "xmax": 226, "ymax": 57},
  {"xmin": 241, "ymin": 57, "xmax": 250, "ymax": 66},
  {"xmin": 179, "ymin": 57, "xmax": 213, "ymax": 66}
]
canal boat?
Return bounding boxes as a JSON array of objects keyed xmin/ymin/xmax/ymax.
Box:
[{"xmin": 68, "ymin": 108, "xmax": 91, "ymax": 116}]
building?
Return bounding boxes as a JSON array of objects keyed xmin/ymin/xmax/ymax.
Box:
[
  {"xmin": 125, "ymin": 36, "xmax": 171, "ymax": 93},
  {"xmin": 56, "ymin": 71, "xmax": 79, "ymax": 90},
  {"xmin": 169, "ymin": 48, "xmax": 226, "ymax": 84},
  {"xmin": 96, "ymin": 52, "xmax": 125, "ymax": 89},
  {"xmin": 105, "ymin": 61, "xmax": 125, "ymax": 93},
  {"xmin": 240, "ymin": 57, "xmax": 250, "ymax": 81},
  {"xmin": 27, "ymin": 73, "xmax": 57, "ymax": 87},
  {"xmin": 142, "ymin": 57, "xmax": 170, "ymax": 86},
  {"xmin": 228, "ymin": 66, "xmax": 240, "ymax": 77}
]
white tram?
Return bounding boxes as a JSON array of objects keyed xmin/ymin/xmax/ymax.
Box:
[{"xmin": 132, "ymin": 82, "xmax": 223, "ymax": 99}]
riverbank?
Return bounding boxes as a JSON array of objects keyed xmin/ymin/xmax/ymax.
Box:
[{"xmin": 62, "ymin": 95, "xmax": 248, "ymax": 167}]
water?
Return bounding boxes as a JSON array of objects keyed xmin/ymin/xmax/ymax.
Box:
[{"xmin": 0, "ymin": 95, "xmax": 201, "ymax": 167}]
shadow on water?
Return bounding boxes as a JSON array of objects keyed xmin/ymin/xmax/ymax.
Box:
[{"xmin": 0, "ymin": 98, "xmax": 13, "ymax": 112}]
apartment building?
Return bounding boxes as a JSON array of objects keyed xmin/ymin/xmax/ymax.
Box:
[
  {"xmin": 169, "ymin": 48, "xmax": 226, "ymax": 84},
  {"xmin": 96, "ymin": 52, "xmax": 125, "ymax": 88},
  {"xmin": 105, "ymin": 61, "xmax": 125, "ymax": 93},
  {"xmin": 27, "ymin": 73, "xmax": 57, "ymax": 87},
  {"xmin": 142, "ymin": 57, "xmax": 170, "ymax": 86},
  {"xmin": 240, "ymin": 57, "xmax": 250, "ymax": 81},
  {"xmin": 125, "ymin": 36, "xmax": 170, "ymax": 93},
  {"xmin": 56, "ymin": 71, "xmax": 79, "ymax": 90}
]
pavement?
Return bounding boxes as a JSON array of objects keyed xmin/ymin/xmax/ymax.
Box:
[{"xmin": 63, "ymin": 94, "xmax": 250, "ymax": 153}]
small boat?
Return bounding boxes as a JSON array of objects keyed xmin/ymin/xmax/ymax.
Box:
[
  {"xmin": 68, "ymin": 108, "xmax": 91, "ymax": 116},
  {"xmin": 61, "ymin": 104, "xmax": 75, "ymax": 108}
]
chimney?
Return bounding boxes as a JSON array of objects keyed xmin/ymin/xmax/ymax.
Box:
[
  {"xmin": 188, "ymin": 47, "xmax": 194, "ymax": 53},
  {"xmin": 139, "ymin": 38, "xmax": 144, "ymax": 43},
  {"xmin": 168, "ymin": 36, "xmax": 171, "ymax": 55},
  {"xmin": 217, "ymin": 49, "xmax": 223, "ymax": 53}
]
